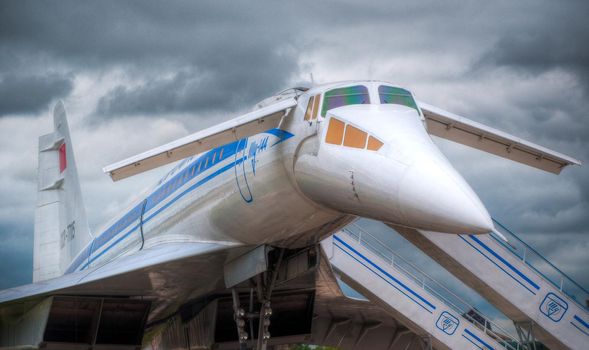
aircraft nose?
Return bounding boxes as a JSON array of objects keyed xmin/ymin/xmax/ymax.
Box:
[{"xmin": 398, "ymin": 158, "xmax": 493, "ymax": 234}]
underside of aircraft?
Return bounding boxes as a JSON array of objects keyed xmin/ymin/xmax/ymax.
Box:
[{"xmin": 0, "ymin": 80, "xmax": 584, "ymax": 350}]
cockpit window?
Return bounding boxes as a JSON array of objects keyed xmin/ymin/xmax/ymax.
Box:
[
  {"xmin": 321, "ymin": 85, "xmax": 370, "ymax": 117},
  {"xmin": 304, "ymin": 96, "xmax": 315, "ymax": 121},
  {"xmin": 325, "ymin": 117, "xmax": 383, "ymax": 151},
  {"xmin": 343, "ymin": 124, "xmax": 367, "ymax": 148},
  {"xmin": 304, "ymin": 94, "xmax": 321, "ymax": 121},
  {"xmin": 325, "ymin": 118, "xmax": 345, "ymax": 145},
  {"xmin": 367, "ymin": 136, "xmax": 384, "ymax": 151},
  {"xmin": 378, "ymin": 86, "xmax": 419, "ymax": 112}
]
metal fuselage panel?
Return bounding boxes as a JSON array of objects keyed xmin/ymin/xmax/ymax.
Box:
[
  {"xmin": 67, "ymin": 80, "xmax": 493, "ymax": 275},
  {"xmin": 67, "ymin": 103, "xmax": 340, "ymax": 274}
]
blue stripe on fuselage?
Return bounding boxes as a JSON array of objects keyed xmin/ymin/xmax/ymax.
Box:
[
  {"xmin": 66, "ymin": 128, "xmax": 294, "ymax": 273},
  {"xmin": 79, "ymin": 159, "xmax": 241, "ymax": 271},
  {"xmin": 67, "ymin": 141, "xmax": 243, "ymax": 273}
]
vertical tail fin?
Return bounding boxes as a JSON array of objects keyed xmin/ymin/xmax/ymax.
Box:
[{"xmin": 33, "ymin": 101, "xmax": 91, "ymax": 281}]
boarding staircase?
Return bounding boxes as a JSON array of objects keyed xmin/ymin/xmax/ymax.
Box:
[
  {"xmin": 321, "ymin": 226, "xmax": 527, "ymax": 350},
  {"xmin": 386, "ymin": 219, "xmax": 589, "ymax": 350}
]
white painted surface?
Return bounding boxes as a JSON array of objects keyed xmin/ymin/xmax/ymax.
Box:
[
  {"xmin": 393, "ymin": 225, "xmax": 589, "ymax": 350},
  {"xmin": 322, "ymin": 233, "xmax": 510, "ymax": 350}
]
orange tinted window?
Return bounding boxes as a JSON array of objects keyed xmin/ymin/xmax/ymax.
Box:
[
  {"xmin": 367, "ymin": 136, "xmax": 384, "ymax": 151},
  {"xmin": 343, "ymin": 125, "xmax": 367, "ymax": 149},
  {"xmin": 325, "ymin": 118, "xmax": 345, "ymax": 145},
  {"xmin": 312, "ymin": 94, "xmax": 321, "ymax": 120},
  {"xmin": 304, "ymin": 96, "xmax": 315, "ymax": 121}
]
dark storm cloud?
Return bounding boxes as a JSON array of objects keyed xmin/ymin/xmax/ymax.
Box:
[
  {"xmin": 455, "ymin": 25, "xmax": 589, "ymax": 238},
  {"xmin": 0, "ymin": 223, "xmax": 32, "ymax": 289},
  {"xmin": 0, "ymin": 1, "xmax": 259, "ymax": 64},
  {"xmin": 0, "ymin": 1, "xmax": 304, "ymax": 117},
  {"xmin": 0, "ymin": 74, "xmax": 73, "ymax": 116},
  {"xmin": 477, "ymin": 0, "xmax": 589, "ymax": 91},
  {"xmin": 96, "ymin": 51, "xmax": 298, "ymax": 116},
  {"xmin": 91, "ymin": 51, "xmax": 300, "ymax": 116},
  {"xmin": 443, "ymin": 0, "xmax": 589, "ymax": 243}
]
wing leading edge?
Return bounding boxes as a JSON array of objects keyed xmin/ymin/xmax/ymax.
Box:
[
  {"xmin": 0, "ymin": 241, "xmax": 241, "ymax": 306},
  {"xmin": 104, "ymin": 98, "xmax": 298, "ymax": 181},
  {"xmin": 419, "ymin": 101, "xmax": 581, "ymax": 174}
]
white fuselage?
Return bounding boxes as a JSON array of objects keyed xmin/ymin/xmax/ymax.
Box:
[
  {"xmin": 66, "ymin": 81, "xmax": 492, "ymax": 274},
  {"xmin": 67, "ymin": 94, "xmax": 338, "ymax": 274}
]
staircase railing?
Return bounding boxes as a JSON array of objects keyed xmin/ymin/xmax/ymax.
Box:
[
  {"xmin": 341, "ymin": 222, "xmax": 524, "ymax": 350},
  {"xmin": 491, "ymin": 218, "xmax": 589, "ymax": 311}
]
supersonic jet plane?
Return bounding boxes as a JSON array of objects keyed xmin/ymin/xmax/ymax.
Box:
[{"xmin": 0, "ymin": 80, "xmax": 581, "ymax": 349}]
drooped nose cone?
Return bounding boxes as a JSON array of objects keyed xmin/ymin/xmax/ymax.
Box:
[
  {"xmin": 398, "ymin": 157, "xmax": 493, "ymax": 234},
  {"xmin": 294, "ymin": 103, "xmax": 493, "ymax": 235}
]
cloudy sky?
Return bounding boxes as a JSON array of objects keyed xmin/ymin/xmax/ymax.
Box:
[{"xmin": 1, "ymin": 0, "xmax": 587, "ymax": 314}]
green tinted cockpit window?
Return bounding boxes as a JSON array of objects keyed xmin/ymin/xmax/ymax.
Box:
[
  {"xmin": 321, "ymin": 85, "xmax": 370, "ymax": 117},
  {"xmin": 378, "ymin": 85, "xmax": 419, "ymax": 112}
]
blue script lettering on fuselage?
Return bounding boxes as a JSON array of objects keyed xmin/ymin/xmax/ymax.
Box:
[
  {"xmin": 248, "ymin": 136, "xmax": 269, "ymax": 175},
  {"xmin": 66, "ymin": 129, "xmax": 294, "ymax": 274}
]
